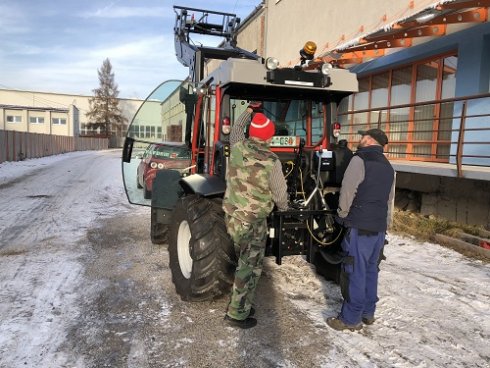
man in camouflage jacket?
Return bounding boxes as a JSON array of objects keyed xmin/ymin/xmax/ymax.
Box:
[{"xmin": 223, "ymin": 104, "xmax": 288, "ymax": 329}]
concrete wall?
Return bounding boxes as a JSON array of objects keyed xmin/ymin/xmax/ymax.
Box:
[
  {"xmin": 263, "ymin": 0, "xmax": 439, "ymax": 65},
  {"xmin": 206, "ymin": 7, "xmax": 266, "ymax": 75},
  {"xmin": 237, "ymin": 8, "xmax": 266, "ymax": 57},
  {"xmin": 208, "ymin": 0, "xmax": 445, "ymax": 72},
  {"xmin": 397, "ymin": 171, "xmax": 490, "ymax": 227}
]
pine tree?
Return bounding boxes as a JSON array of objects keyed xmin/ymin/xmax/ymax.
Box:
[{"xmin": 86, "ymin": 58, "xmax": 126, "ymax": 139}]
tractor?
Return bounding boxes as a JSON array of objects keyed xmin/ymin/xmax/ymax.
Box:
[{"xmin": 122, "ymin": 6, "xmax": 358, "ymax": 301}]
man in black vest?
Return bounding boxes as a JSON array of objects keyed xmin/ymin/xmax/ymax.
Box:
[{"xmin": 327, "ymin": 128, "xmax": 395, "ymax": 331}]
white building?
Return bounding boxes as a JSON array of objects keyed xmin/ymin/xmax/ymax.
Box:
[{"xmin": 0, "ymin": 88, "xmax": 144, "ymax": 146}]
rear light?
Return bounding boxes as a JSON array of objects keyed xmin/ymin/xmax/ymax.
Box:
[
  {"xmin": 150, "ymin": 162, "xmax": 158, "ymax": 169},
  {"xmin": 222, "ymin": 116, "xmax": 231, "ymax": 134},
  {"xmin": 333, "ymin": 122, "xmax": 341, "ymax": 138},
  {"xmin": 157, "ymin": 163, "xmax": 165, "ymax": 169}
]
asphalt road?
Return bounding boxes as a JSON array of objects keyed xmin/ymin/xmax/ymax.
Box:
[
  {"xmin": 0, "ymin": 150, "xmax": 341, "ymax": 367},
  {"xmin": 0, "ymin": 150, "xmax": 488, "ymax": 368}
]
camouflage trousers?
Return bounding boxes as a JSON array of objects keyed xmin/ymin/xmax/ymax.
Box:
[{"xmin": 225, "ymin": 214, "xmax": 267, "ymax": 320}]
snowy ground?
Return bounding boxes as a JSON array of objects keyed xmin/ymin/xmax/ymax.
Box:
[{"xmin": 0, "ymin": 150, "xmax": 489, "ymax": 368}]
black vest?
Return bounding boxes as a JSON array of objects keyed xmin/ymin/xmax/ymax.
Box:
[{"xmin": 347, "ymin": 146, "xmax": 394, "ymax": 232}]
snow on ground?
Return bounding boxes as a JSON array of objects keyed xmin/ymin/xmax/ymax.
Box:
[
  {"xmin": 0, "ymin": 150, "xmax": 145, "ymax": 367},
  {"xmin": 267, "ymin": 235, "xmax": 490, "ymax": 367},
  {"xmin": 0, "ymin": 153, "xmax": 78, "ymax": 185},
  {"xmin": 0, "ymin": 151, "xmax": 489, "ymax": 368}
]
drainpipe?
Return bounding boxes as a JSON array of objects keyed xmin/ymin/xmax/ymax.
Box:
[{"xmin": 456, "ymin": 101, "xmax": 467, "ymax": 178}]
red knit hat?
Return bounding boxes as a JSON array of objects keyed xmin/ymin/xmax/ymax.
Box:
[{"xmin": 249, "ymin": 113, "xmax": 275, "ymax": 141}]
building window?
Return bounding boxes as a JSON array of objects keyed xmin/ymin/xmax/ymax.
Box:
[
  {"xmin": 30, "ymin": 116, "xmax": 45, "ymax": 124},
  {"xmin": 390, "ymin": 66, "xmax": 412, "ymax": 157},
  {"xmin": 412, "ymin": 61, "xmax": 438, "ymax": 157},
  {"xmin": 6, "ymin": 115, "xmax": 22, "ymax": 123},
  {"xmin": 370, "ymin": 72, "xmax": 389, "ymax": 126},
  {"xmin": 52, "ymin": 117, "xmax": 67, "ymax": 125},
  {"xmin": 437, "ymin": 56, "xmax": 458, "ymax": 158},
  {"xmin": 351, "ymin": 78, "xmax": 370, "ymax": 136},
  {"xmin": 339, "ymin": 52, "xmax": 458, "ymax": 162}
]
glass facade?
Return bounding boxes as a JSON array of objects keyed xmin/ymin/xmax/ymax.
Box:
[{"xmin": 339, "ymin": 53, "xmax": 458, "ymax": 162}]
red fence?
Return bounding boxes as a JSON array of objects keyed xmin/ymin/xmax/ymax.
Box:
[{"xmin": 0, "ymin": 130, "xmax": 109, "ymax": 163}]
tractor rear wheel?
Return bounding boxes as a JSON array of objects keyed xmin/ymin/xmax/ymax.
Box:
[
  {"xmin": 168, "ymin": 194, "xmax": 236, "ymax": 301},
  {"xmin": 312, "ymin": 243, "xmax": 342, "ymax": 284}
]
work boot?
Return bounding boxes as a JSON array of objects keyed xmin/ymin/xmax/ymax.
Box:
[
  {"xmin": 362, "ymin": 316, "xmax": 376, "ymax": 325},
  {"xmin": 224, "ymin": 315, "xmax": 257, "ymax": 329},
  {"xmin": 326, "ymin": 317, "xmax": 362, "ymax": 331}
]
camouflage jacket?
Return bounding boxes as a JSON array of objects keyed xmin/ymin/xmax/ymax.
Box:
[{"xmin": 223, "ymin": 138, "xmax": 279, "ymax": 222}]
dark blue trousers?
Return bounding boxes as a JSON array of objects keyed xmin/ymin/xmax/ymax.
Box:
[{"xmin": 339, "ymin": 228, "xmax": 385, "ymax": 325}]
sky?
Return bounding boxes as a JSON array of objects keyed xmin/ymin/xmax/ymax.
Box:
[{"xmin": 0, "ymin": 0, "xmax": 261, "ymax": 99}]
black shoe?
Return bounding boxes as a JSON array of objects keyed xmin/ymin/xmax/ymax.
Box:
[
  {"xmin": 249, "ymin": 307, "xmax": 255, "ymax": 317},
  {"xmin": 362, "ymin": 316, "xmax": 376, "ymax": 325},
  {"xmin": 224, "ymin": 315, "xmax": 257, "ymax": 329}
]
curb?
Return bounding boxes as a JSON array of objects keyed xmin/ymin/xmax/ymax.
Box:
[{"xmin": 434, "ymin": 234, "xmax": 490, "ymax": 261}]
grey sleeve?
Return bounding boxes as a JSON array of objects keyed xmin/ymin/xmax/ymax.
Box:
[
  {"xmin": 337, "ymin": 156, "xmax": 365, "ymax": 218},
  {"xmin": 386, "ymin": 171, "xmax": 396, "ymax": 229},
  {"xmin": 230, "ymin": 110, "xmax": 251, "ymax": 146},
  {"xmin": 270, "ymin": 160, "xmax": 289, "ymax": 211}
]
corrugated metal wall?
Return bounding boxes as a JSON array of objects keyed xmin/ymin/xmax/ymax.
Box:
[{"xmin": 0, "ymin": 130, "xmax": 108, "ymax": 163}]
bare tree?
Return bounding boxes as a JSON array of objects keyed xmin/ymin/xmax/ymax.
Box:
[{"xmin": 87, "ymin": 58, "xmax": 126, "ymax": 139}]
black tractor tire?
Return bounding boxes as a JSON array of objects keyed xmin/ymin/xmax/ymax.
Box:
[
  {"xmin": 312, "ymin": 244, "xmax": 342, "ymax": 284},
  {"xmin": 309, "ymin": 218, "xmax": 345, "ymax": 284},
  {"xmin": 301, "ymin": 186, "xmax": 344, "ymax": 284},
  {"xmin": 168, "ymin": 194, "xmax": 236, "ymax": 301},
  {"xmin": 137, "ymin": 176, "xmax": 143, "ymax": 189},
  {"xmin": 150, "ymin": 207, "xmax": 168, "ymax": 245}
]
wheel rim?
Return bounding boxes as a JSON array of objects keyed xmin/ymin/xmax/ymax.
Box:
[{"xmin": 177, "ymin": 220, "xmax": 193, "ymax": 279}]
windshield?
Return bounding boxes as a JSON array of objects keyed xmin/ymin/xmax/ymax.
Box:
[
  {"xmin": 230, "ymin": 99, "xmax": 326, "ymax": 145},
  {"xmin": 146, "ymin": 144, "xmax": 191, "ymax": 159}
]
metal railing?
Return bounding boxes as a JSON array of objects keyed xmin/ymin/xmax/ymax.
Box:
[{"xmin": 338, "ymin": 93, "xmax": 490, "ymax": 173}]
